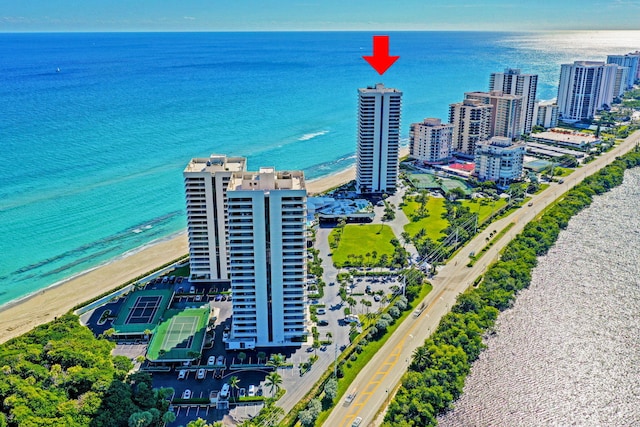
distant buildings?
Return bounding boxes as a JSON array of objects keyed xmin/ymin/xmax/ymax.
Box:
[
  {"xmin": 535, "ymin": 100, "xmax": 559, "ymax": 129},
  {"xmin": 465, "ymin": 91, "xmax": 523, "ymax": 139},
  {"xmin": 183, "ymin": 155, "xmax": 247, "ymax": 283},
  {"xmin": 409, "ymin": 118, "xmax": 454, "ymax": 164},
  {"xmin": 606, "ymin": 53, "xmax": 639, "ymax": 89},
  {"xmin": 356, "ymin": 83, "xmax": 402, "ymax": 194},
  {"xmin": 557, "ymin": 61, "xmax": 618, "ymax": 122},
  {"xmin": 613, "ymin": 66, "xmax": 630, "ymax": 99},
  {"xmin": 449, "ymin": 98, "xmax": 493, "ymax": 157},
  {"xmin": 490, "ymin": 68, "xmax": 538, "ymax": 134},
  {"xmin": 226, "ymin": 167, "xmax": 307, "ymax": 349},
  {"xmin": 474, "ymin": 137, "xmax": 525, "ymax": 187}
]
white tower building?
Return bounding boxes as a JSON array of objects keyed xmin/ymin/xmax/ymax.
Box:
[
  {"xmin": 227, "ymin": 167, "xmax": 307, "ymax": 348},
  {"xmin": 183, "ymin": 155, "xmax": 247, "ymax": 282},
  {"xmin": 557, "ymin": 61, "xmax": 618, "ymax": 122},
  {"xmin": 356, "ymin": 83, "xmax": 402, "ymax": 194},
  {"xmin": 489, "ymin": 68, "xmax": 538, "ymax": 134},
  {"xmin": 607, "ymin": 54, "xmax": 639, "ymax": 89},
  {"xmin": 409, "ymin": 118, "xmax": 453, "ymax": 164}
]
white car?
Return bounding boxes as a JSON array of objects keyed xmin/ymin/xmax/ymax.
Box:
[
  {"xmin": 352, "ymin": 416, "xmax": 363, "ymax": 427},
  {"xmin": 216, "ymin": 355, "xmax": 225, "ymax": 365},
  {"xmin": 220, "ymin": 383, "xmax": 230, "ymax": 399},
  {"xmin": 197, "ymin": 368, "xmax": 206, "ymax": 380},
  {"xmin": 316, "ymin": 308, "xmax": 326, "ymax": 315},
  {"xmin": 248, "ymin": 385, "xmax": 256, "ymax": 397},
  {"xmin": 181, "ymin": 389, "xmax": 192, "ymax": 399},
  {"xmin": 177, "ymin": 369, "xmax": 187, "ymax": 380},
  {"xmin": 207, "ymin": 355, "xmax": 216, "ymax": 365}
]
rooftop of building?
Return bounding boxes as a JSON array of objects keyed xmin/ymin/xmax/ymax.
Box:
[
  {"xmin": 532, "ymin": 128, "xmax": 600, "ymax": 146},
  {"xmin": 477, "ymin": 136, "xmax": 526, "ymax": 149},
  {"xmin": 412, "ymin": 118, "xmax": 452, "ymax": 128},
  {"xmin": 451, "ymin": 98, "xmax": 493, "ymax": 108},
  {"xmin": 359, "ymin": 82, "xmax": 402, "ymax": 94},
  {"xmin": 465, "ymin": 90, "xmax": 523, "ymax": 100},
  {"xmin": 184, "ymin": 154, "xmax": 247, "ymax": 174},
  {"xmin": 228, "ymin": 167, "xmax": 306, "ymax": 191}
]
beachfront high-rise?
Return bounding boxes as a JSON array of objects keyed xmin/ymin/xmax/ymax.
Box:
[
  {"xmin": 356, "ymin": 83, "xmax": 402, "ymax": 194},
  {"xmin": 557, "ymin": 61, "xmax": 618, "ymax": 122},
  {"xmin": 226, "ymin": 167, "xmax": 307, "ymax": 349},
  {"xmin": 489, "ymin": 68, "xmax": 538, "ymax": 134},
  {"xmin": 474, "ymin": 136, "xmax": 525, "ymax": 187},
  {"xmin": 409, "ymin": 118, "xmax": 453, "ymax": 164},
  {"xmin": 534, "ymin": 100, "xmax": 559, "ymax": 129},
  {"xmin": 449, "ymin": 98, "xmax": 493, "ymax": 157},
  {"xmin": 464, "ymin": 91, "xmax": 523, "ymax": 139},
  {"xmin": 607, "ymin": 53, "xmax": 639, "ymax": 89},
  {"xmin": 183, "ymin": 155, "xmax": 247, "ymax": 283}
]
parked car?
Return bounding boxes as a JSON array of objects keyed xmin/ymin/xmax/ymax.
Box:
[
  {"xmin": 239, "ymin": 388, "xmax": 246, "ymax": 398},
  {"xmin": 197, "ymin": 368, "xmax": 206, "ymax": 380},
  {"xmin": 317, "ymin": 320, "xmax": 329, "ymax": 326},
  {"xmin": 177, "ymin": 369, "xmax": 187, "ymax": 380},
  {"xmin": 214, "ymin": 294, "xmax": 223, "ymax": 302},
  {"xmin": 207, "ymin": 355, "xmax": 216, "ymax": 365},
  {"xmin": 216, "ymin": 355, "xmax": 225, "ymax": 365},
  {"xmin": 316, "ymin": 308, "xmax": 326, "ymax": 315},
  {"xmin": 181, "ymin": 389, "xmax": 192, "ymax": 399},
  {"xmin": 220, "ymin": 383, "xmax": 230, "ymax": 399},
  {"xmin": 195, "ymin": 295, "xmax": 202, "ymax": 301},
  {"xmin": 248, "ymin": 385, "xmax": 256, "ymax": 397},
  {"xmin": 373, "ymin": 295, "xmax": 381, "ymax": 302}
]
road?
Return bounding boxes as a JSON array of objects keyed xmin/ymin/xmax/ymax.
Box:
[{"xmin": 323, "ymin": 131, "xmax": 640, "ymax": 427}]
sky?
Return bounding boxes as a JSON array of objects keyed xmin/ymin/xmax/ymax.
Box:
[{"xmin": 1, "ymin": 0, "xmax": 640, "ymax": 32}]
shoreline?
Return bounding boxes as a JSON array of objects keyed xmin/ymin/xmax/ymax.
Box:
[{"xmin": 0, "ymin": 150, "xmax": 411, "ymax": 344}]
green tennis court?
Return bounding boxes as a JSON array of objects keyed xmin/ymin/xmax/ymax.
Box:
[{"xmin": 147, "ymin": 307, "xmax": 210, "ymax": 361}]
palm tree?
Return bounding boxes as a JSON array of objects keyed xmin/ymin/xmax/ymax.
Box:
[
  {"xmin": 266, "ymin": 353, "xmax": 286, "ymax": 370},
  {"xmin": 237, "ymin": 352, "xmax": 247, "ymax": 364},
  {"xmin": 257, "ymin": 351, "xmax": 267, "ymax": 364},
  {"xmin": 229, "ymin": 375, "xmax": 240, "ymax": 401},
  {"xmin": 325, "ymin": 331, "xmax": 332, "ymax": 343},
  {"xmin": 264, "ymin": 371, "xmax": 283, "ymax": 397}
]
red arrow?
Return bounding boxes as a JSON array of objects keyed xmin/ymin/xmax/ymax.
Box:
[{"xmin": 362, "ymin": 35, "xmax": 399, "ymax": 75}]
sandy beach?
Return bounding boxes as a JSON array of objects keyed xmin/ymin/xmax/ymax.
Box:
[{"xmin": 0, "ymin": 150, "xmax": 414, "ymax": 344}]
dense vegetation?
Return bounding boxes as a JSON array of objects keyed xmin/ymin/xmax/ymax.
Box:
[
  {"xmin": 383, "ymin": 147, "xmax": 640, "ymax": 426},
  {"xmin": 0, "ymin": 314, "xmax": 174, "ymax": 427}
]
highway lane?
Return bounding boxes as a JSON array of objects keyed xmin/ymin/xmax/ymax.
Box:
[{"xmin": 323, "ymin": 130, "xmax": 640, "ymax": 427}]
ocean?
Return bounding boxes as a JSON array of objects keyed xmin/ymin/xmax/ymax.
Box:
[{"xmin": 1, "ymin": 30, "xmax": 640, "ymax": 308}]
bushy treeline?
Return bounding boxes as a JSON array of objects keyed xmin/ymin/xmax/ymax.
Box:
[
  {"xmin": 383, "ymin": 148, "xmax": 640, "ymax": 426},
  {"xmin": 0, "ymin": 314, "xmax": 174, "ymax": 427}
]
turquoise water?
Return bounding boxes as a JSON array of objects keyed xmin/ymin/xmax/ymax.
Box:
[{"xmin": 1, "ymin": 31, "xmax": 639, "ymax": 307}]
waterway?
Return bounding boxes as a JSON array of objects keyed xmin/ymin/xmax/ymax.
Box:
[{"xmin": 438, "ymin": 168, "xmax": 640, "ymax": 426}]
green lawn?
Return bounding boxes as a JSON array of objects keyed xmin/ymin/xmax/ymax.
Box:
[
  {"xmin": 402, "ymin": 197, "xmax": 449, "ymax": 241},
  {"xmin": 330, "ymin": 224, "xmax": 397, "ymax": 267},
  {"xmin": 554, "ymin": 167, "xmax": 574, "ymax": 177},
  {"xmin": 460, "ymin": 198, "xmax": 508, "ymax": 224}
]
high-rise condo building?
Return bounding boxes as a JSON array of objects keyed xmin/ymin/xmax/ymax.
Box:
[
  {"xmin": 183, "ymin": 155, "xmax": 247, "ymax": 282},
  {"xmin": 489, "ymin": 68, "xmax": 538, "ymax": 134},
  {"xmin": 613, "ymin": 66, "xmax": 630, "ymax": 98},
  {"xmin": 474, "ymin": 137, "xmax": 525, "ymax": 187},
  {"xmin": 409, "ymin": 118, "xmax": 453, "ymax": 164},
  {"xmin": 607, "ymin": 53, "xmax": 639, "ymax": 89},
  {"xmin": 448, "ymin": 98, "xmax": 493, "ymax": 157},
  {"xmin": 534, "ymin": 100, "xmax": 559, "ymax": 129},
  {"xmin": 557, "ymin": 61, "xmax": 618, "ymax": 122},
  {"xmin": 464, "ymin": 91, "xmax": 523, "ymax": 139},
  {"xmin": 356, "ymin": 83, "xmax": 402, "ymax": 194},
  {"xmin": 226, "ymin": 167, "xmax": 307, "ymax": 349}
]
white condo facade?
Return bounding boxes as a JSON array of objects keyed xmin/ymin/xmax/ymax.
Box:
[
  {"xmin": 607, "ymin": 53, "xmax": 639, "ymax": 89},
  {"xmin": 613, "ymin": 66, "xmax": 630, "ymax": 99},
  {"xmin": 356, "ymin": 83, "xmax": 402, "ymax": 194},
  {"xmin": 464, "ymin": 91, "xmax": 523, "ymax": 139},
  {"xmin": 534, "ymin": 100, "xmax": 559, "ymax": 129},
  {"xmin": 489, "ymin": 68, "xmax": 538, "ymax": 134},
  {"xmin": 557, "ymin": 61, "xmax": 618, "ymax": 122},
  {"xmin": 409, "ymin": 118, "xmax": 453, "ymax": 164},
  {"xmin": 449, "ymin": 98, "xmax": 493, "ymax": 157},
  {"xmin": 474, "ymin": 137, "xmax": 525, "ymax": 187},
  {"xmin": 183, "ymin": 155, "xmax": 247, "ymax": 282},
  {"xmin": 226, "ymin": 167, "xmax": 307, "ymax": 349}
]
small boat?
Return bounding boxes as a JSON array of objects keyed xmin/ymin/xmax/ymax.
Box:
[{"xmin": 56, "ymin": 67, "xmax": 61, "ymax": 73}]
